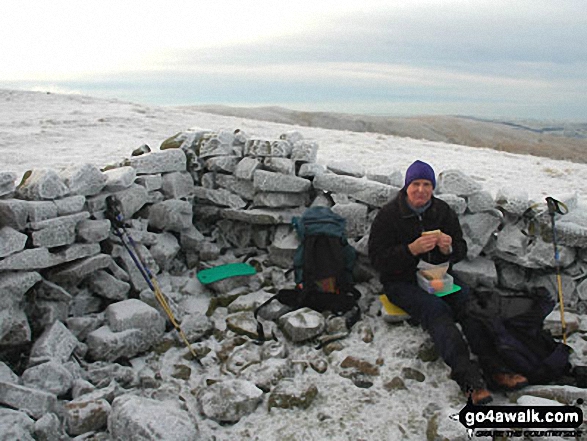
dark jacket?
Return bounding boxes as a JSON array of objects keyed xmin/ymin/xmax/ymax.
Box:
[{"xmin": 368, "ymin": 190, "xmax": 467, "ymax": 285}]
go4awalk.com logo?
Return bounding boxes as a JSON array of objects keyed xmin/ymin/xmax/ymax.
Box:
[{"xmin": 456, "ymin": 397, "xmax": 584, "ymax": 438}]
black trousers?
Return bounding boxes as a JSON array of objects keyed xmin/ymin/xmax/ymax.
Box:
[{"xmin": 384, "ymin": 278, "xmax": 508, "ymax": 390}]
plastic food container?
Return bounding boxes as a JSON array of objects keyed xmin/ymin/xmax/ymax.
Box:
[{"xmin": 417, "ymin": 272, "xmax": 454, "ymax": 294}]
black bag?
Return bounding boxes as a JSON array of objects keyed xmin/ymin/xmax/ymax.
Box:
[
  {"xmin": 467, "ymin": 287, "xmax": 571, "ymax": 384},
  {"xmin": 254, "ymin": 206, "xmax": 361, "ymax": 340}
]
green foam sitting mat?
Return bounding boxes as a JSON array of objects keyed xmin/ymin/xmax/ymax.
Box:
[
  {"xmin": 434, "ymin": 284, "xmax": 461, "ymax": 297},
  {"xmin": 196, "ymin": 263, "xmax": 257, "ymax": 285}
]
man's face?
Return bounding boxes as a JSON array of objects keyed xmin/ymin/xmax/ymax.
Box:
[{"xmin": 406, "ymin": 179, "xmax": 433, "ymax": 208}]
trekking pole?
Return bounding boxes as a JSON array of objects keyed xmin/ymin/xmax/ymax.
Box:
[
  {"xmin": 105, "ymin": 196, "xmax": 201, "ymax": 364},
  {"xmin": 546, "ymin": 197, "xmax": 569, "ymax": 344}
]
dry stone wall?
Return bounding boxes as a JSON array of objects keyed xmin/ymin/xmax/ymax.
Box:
[{"xmin": 2, "ymin": 126, "xmax": 587, "ymax": 438}]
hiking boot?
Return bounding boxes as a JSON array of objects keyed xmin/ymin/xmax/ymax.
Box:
[
  {"xmin": 492, "ymin": 373, "xmax": 529, "ymax": 391},
  {"xmin": 470, "ymin": 388, "xmax": 493, "ymax": 405}
]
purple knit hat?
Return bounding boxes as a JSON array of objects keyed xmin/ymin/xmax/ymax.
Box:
[{"xmin": 404, "ymin": 160, "xmax": 436, "ymax": 189}]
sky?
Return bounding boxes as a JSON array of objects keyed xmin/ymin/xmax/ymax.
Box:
[{"xmin": 1, "ymin": 0, "xmax": 586, "ymax": 120}]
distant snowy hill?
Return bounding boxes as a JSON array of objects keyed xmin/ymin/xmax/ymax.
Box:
[{"xmin": 192, "ymin": 104, "xmax": 587, "ymax": 164}]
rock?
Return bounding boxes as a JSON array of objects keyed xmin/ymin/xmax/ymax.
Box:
[
  {"xmin": 60, "ymin": 163, "xmax": 107, "ymax": 196},
  {"xmin": 253, "ymin": 191, "xmax": 309, "ymax": 208},
  {"xmin": 0, "ymin": 362, "xmax": 19, "ymax": 384},
  {"xmin": 0, "ymin": 408, "xmax": 35, "ymax": 440},
  {"xmin": 198, "ymin": 379, "xmax": 263, "ymax": 423},
  {"xmin": 452, "ymin": 256, "xmax": 498, "ymax": 288},
  {"xmin": 467, "ymin": 191, "xmax": 495, "ymax": 213},
  {"xmin": 149, "ymin": 199, "xmax": 193, "ymax": 232},
  {"xmin": 544, "ymin": 310, "xmax": 580, "ymax": 337},
  {"xmin": 435, "ymin": 193, "xmax": 467, "ymax": 215},
  {"xmin": 226, "ymin": 311, "xmax": 262, "ymax": 339},
  {"xmin": 327, "ymin": 160, "xmax": 365, "ymax": 178},
  {"xmin": 253, "ymin": 170, "xmax": 311, "ymax": 193},
  {"xmin": 263, "ymin": 157, "xmax": 295, "ymax": 175},
  {"xmin": 103, "ymin": 166, "xmax": 137, "ymax": 191},
  {"xmin": 291, "ymin": 140, "xmax": 318, "ymax": 163},
  {"xmin": 0, "ymin": 381, "xmax": 58, "ymax": 419},
  {"xmin": 460, "ymin": 211, "xmax": 502, "ymax": 259},
  {"xmin": 76, "ymin": 219, "xmax": 111, "ymax": 243},
  {"xmin": 34, "ymin": 412, "xmax": 67, "ymax": 441},
  {"xmin": 212, "ymin": 174, "xmax": 256, "ymax": 200},
  {"xmin": 0, "ymin": 172, "xmax": 17, "ymax": 196},
  {"xmin": 47, "ymin": 254, "xmax": 112, "ymax": 286},
  {"xmin": 268, "ymin": 378, "xmax": 318, "ymax": 410},
  {"xmin": 436, "ymin": 169, "xmax": 482, "ymax": 196},
  {"xmin": 63, "ymin": 398, "xmax": 111, "ymax": 436},
  {"xmin": 29, "ymin": 320, "xmax": 79, "ymax": 365},
  {"xmin": 0, "ymin": 226, "xmax": 27, "ymax": 258},
  {"xmin": 21, "ymin": 360, "xmax": 74, "ymax": 396},
  {"xmin": 313, "ymin": 173, "xmax": 398, "ymax": 207},
  {"xmin": 0, "ymin": 273, "xmax": 42, "ymax": 344},
  {"xmin": 402, "ymin": 367, "xmax": 426, "ymax": 382},
  {"xmin": 0, "ymin": 199, "xmax": 33, "ymax": 230},
  {"xmin": 495, "ymin": 187, "xmax": 531, "ymax": 216},
  {"xmin": 129, "ymin": 149, "xmax": 187, "ymax": 174},
  {"xmin": 278, "ymin": 308, "xmax": 326, "ymax": 342},
  {"xmin": 150, "ymin": 232, "xmax": 181, "ymax": 270},
  {"xmin": 87, "ymin": 270, "xmax": 130, "ymax": 301},
  {"xmin": 331, "ymin": 202, "xmax": 369, "ymax": 238},
  {"xmin": 241, "ymin": 359, "xmax": 293, "ymax": 392},
  {"xmin": 135, "ymin": 174, "xmax": 162, "ymax": 191},
  {"xmin": 245, "ymin": 139, "xmax": 292, "ymax": 157},
  {"xmin": 161, "ymin": 171, "xmax": 195, "ymax": 199},
  {"xmin": 110, "ymin": 184, "xmax": 149, "ymax": 219},
  {"xmin": 109, "ymin": 394, "xmax": 198, "ymax": 440},
  {"xmin": 194, "ymin": 186, "xmax": 247, "ymax": 209},
  {"xmin": 17, "ymin": 168, "xmax": 68, "ymax": 200},
  {"xmin": 340, "ymin": 356, "xmax": 380, "ymax": 376}
]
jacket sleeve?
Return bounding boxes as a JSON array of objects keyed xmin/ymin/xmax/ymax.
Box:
[{"xmin": 368, "ymin": 204, "xmax": 418, "ymax": 276}]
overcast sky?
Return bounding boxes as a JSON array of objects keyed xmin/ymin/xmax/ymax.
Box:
[{"xmin": 1, "ymin": 0, "xmax": 585, "ymax": 120}]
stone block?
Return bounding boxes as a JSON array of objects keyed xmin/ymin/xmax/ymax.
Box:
[
  {"xmin": 160, "ymin": 171, "xmax": 195, "ymax": 199},
  {"xmin": 327, "ymin": 160, "xmax": 365, "ymax": 178},
  {"xmin": 149, "ymin": 199, "xmax": 193, "ymax": 232},
  {"xmin": 17, "ymin": 168, "xmax": 69, "ymax": 200},
  {"xmin": 291, "ymin": 140, "xmax": 318, "ymax": 163},
  {"xmin": 253, "ymin": 170, "xmax": 311, "ymax": 193},
  {"xmin": 0, "ymin": 381, "xmax": 57, "ymax": 419},
  {"xmin": 263, "ymin": 157, "xmax": 295, "ymax": 175},
  {"xmin": 313, "ymin": 173, "xmax": 398, "ymax": 207},
  {"xmin": 129, "ymin": 149, "xmax": 187, "ymax": 174},
  {"xmin": 60, "ymin": 163, "xmax": 107, "ymax": 196},
  {"xmin": 437, "ymin": 169, "xmax": 482, "ymax": 196},
  {"xmin": 453, "ymin": 256, "xmax": 498, "ymax": 288},
  {"xmin": 103, "ymin": 166, "xmax": 136, "ymax": 191},
  {"xmin": 77, "ymin": 219, "xmax": 111, "ymax": 243},
  {"xmin": 331, "ymin": 202, "xmax": 369, "ymax": 238},
  {"xmin": 135, "ymin": 174, "xmax": 162, "ymax": 191},
  {"xmin": 87, "ymin": 270, "xmax": 130, "ymax": 301},
  {"xmin": 234, "ymin": 157, "xmax": 262, "ymax": 180},
  {"xmin": 193, "ymin": 186, "xmax": 246, "ymax": 209},
  {"xmin": 0, "ymin": 226, "xmax": 27, "ymax": 258},
  {"xmin": 253, "ymin": 192, "xmax": 309, "ymax": 208},
  {"xmin": 29, "ymin": 320, "xmax": 79, "ymax": 365},
  {"xmin": 0, "ymin": 172, "xmax": 17, "ymax": 196}
]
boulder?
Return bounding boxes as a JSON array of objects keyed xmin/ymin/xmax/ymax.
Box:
[{"xmin": 108, "ymin": 394, "xmax": 197, "ymax": 440}]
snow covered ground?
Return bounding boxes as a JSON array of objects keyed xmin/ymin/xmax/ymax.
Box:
[
  {"xmin": 2, "ymin": 89, "xmax": 586, "ymax": 440},
  {"xmin": 2, "ymin": 88, "xmax": 587, "ymax": 204}
]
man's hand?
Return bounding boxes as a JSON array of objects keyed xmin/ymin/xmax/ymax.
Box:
[
  {"xmin": 437, "ymin": 232, "xmax": 453, "ymax": 255},
  {"xmin": 408, "ymin": 231, "xmax": 453, "ymax": 256},
  {"xmin": 408, "ymin": 234, "xmax": 439, "ymax": 256}
]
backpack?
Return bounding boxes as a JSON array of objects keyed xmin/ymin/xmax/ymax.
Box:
[
  {"xmin": 466, "ymin": 287, "xmax": 571, "ymax": 384},
  {"xmin": 254, "ymin": 206, "xmax": 361, "ymax": 341}
]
